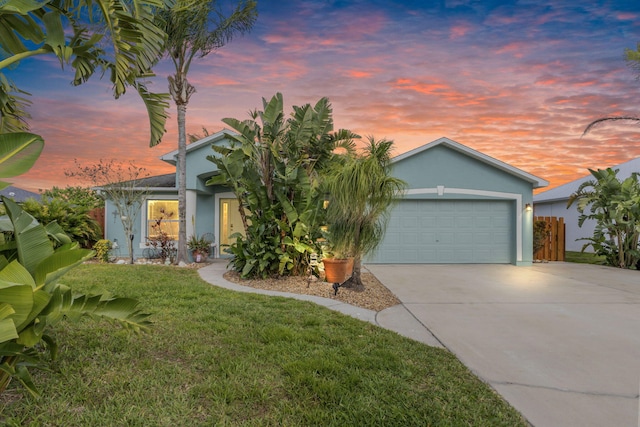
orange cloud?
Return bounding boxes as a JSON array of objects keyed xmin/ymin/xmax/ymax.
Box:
[{"xmin": 348, "ymin": 70, "xmax": 372, "ymax": 78}]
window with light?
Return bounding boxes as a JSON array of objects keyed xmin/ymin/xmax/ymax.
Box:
[{"xmin": 147, "ymin": 200, "xmax": 178, "ymax": 240}]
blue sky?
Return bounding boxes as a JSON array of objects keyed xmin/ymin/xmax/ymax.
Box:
[{"xmin": 5, "ymin": 0, "xmax": 640, "ymax": 191}]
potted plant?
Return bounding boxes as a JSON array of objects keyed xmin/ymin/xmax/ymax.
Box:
[
  {"xmin": 187, "ymin": 234, "xmax": 211, "ymax": 263},
  {"xmin": 320, "ymin": 234, "xmax": 353, "ymax": 284},
  {"xmin": 323, "ymin": 138, "xmax": 406, "ymax": 291}
]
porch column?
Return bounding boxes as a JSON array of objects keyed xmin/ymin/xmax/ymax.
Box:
[{"xmin": 186, "ymin": 190, "xmax": 197, "ymax": 239}]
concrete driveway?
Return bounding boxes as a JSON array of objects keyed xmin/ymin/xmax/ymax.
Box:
[{"xmin": 366, "ymin": 262, "xmax": 640, "ymax": 427}]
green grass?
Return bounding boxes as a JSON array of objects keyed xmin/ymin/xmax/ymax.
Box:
[
  {"xmin": 1, "ymin": 264, "xmax": 526, "ymax": 426},
  {"xmin": 565, "ymin": 251, "xmax": 606, "ymax": 264}
]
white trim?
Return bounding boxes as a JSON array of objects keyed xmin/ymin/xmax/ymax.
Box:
[
  {"xmin": 214, "ymin": 192, "xmax": 236, "ymax": 258},
  {"xmin": 186, "ymin": 190, "xmax": 197, "ymax": 239},
  {"xmin": 403, "ymin": 187, "xmax": 524, "ymax": 262},
  {"xmin": 160, "ymin": 129, "xmax": 238, "ymax": 165}
]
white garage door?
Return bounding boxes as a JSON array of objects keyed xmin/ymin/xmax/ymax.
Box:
[{"xmin": 368, "ymin": 199, "xmax": 514, "ymax": 263}]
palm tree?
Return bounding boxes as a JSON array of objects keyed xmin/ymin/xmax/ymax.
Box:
[
  {"xmin": 156, "ymin": 0, "xmax": 257, "ymax": 263},
  {"xmin": 0, "ymin": 0, "xmax": 171, "ymax": 147},
  {"xmin": 324, "ymin": 138, "xmax": 407, "ymax": 291}
]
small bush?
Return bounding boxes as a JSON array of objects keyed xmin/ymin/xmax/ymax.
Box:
[{"xmin": 93, "ymin": 239, "xmax": 112, "ymax": 263}]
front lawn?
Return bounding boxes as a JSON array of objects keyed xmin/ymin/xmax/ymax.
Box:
[
  {"xmin": 565, "ymin": 251, "xmax": 606, "ymax": 264},
  {"xmin": 1, "ymin": 264, "xmax": 526, "ymax": 426}
]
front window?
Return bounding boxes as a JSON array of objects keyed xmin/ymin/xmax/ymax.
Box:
[{"xmin": 147, "ymin": 200, "xmax": 178, "ymax": 240}]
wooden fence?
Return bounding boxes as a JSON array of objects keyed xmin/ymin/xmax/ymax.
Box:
[
  {"xmin": 534, "ymin": 216, "xmax": 565, "ymax": 261},
  {"xmin": 89, "ymin": 207, "xmax": 105, "ymax": 239}
]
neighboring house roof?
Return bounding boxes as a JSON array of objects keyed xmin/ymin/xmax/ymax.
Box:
[
  {"xmin": 159, "ymin": 128, "xmax": 237, "ymax": 166},
  {"xmin": 393, "ymin": 137, "xmax": 549, "ymax": 189},
  {"xmin": 534, "ymin": 156, "xmax": 640, "ymax": 203},
  {"xmin": 0, "ymin": 185, "xmax": 41, "ymax": 202}
]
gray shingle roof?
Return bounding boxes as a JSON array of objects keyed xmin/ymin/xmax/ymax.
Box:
[{"xmin": 0, "ymin": 186, "xmax": 41, "ymax": 202}]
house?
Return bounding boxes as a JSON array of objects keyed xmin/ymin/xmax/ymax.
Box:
[
  {"xmin": 533, "ymin": 157, "xmax": 640, "ymax": 252},
  {"xmin": 104, "ymin": 133, "xmax": 548, "ymax": 265},
  {"xmin": 366, "ymin": 137, "xmax": 548, "ymax": 265},
  {"xmin": 0, "ymin": 185, "xmax": 41, "ymax": 202}
]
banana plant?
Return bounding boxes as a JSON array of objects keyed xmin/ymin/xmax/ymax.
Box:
[
  {"xmin": 207, "ymin": 93, "xmax": 359, "ymax": 278},
  {"xmin": 0, "ymin": 197, "xmax": 151, "ymax": 398}
]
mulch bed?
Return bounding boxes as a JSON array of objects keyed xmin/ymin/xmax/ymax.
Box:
[{"xmin": 223, "ymin": 270, "xmax": 400, "ymax": 312}]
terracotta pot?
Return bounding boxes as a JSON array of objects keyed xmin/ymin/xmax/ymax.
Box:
[{"xmin": 323, "ymin": 258, "xmax": 351, "ymax": 283}]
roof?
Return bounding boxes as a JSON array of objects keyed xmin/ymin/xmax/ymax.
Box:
[
  {"xmin": 534, "ymin": 156, "xmax": 640, "ymax": 203},
  {"xmin": 134, "ymin": 174, "xmax": 176, "ymax": 188},
  {"xmin": 393, "ymin": 137, "xmax": 549, "ymax": 189},
  {"xmin": 0, "ymin": 185, "xmax": 41, "ymax": 202},
  {"xmin": 93, "ymin": 173, "xmax": 176, "ymax": 192},
  {"xmin": 160, "ymin": 129, "xmax": 237, "ymax": 166}
]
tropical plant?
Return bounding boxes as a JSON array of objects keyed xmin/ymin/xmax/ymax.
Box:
[
  {"xmin": 156, "ymin": 0, "xmax": 257, "ymax": 264},
  {"xmin": 93, "ymin": 239, "xmax": 112, "ymax": 263},
  {"xmin": 187, "ymin": 234, "xmax": 211, "ymax": 255},
  {"xmin": 66, "ymin": 159, "xmax": 151, "ymax": 264},
  {"xmin": 0, "ymin": 0, "xmax": 170, "ymax": 147},
  {"xmin": 324, "ymin": 138, "xmax": 407, "ymax": 291},
  {"xmin": 567, "ymin": 168, "xmax": 640, "ymax": 268},
  {"xmin": 0, "ymin": 197, "xmax": 150, "ymax": 398},
  {"xmin": 21, "ymin": 197, "xmax": 102, "ymax": 249},
  {"xmin": 207, "ymin": 93, "xmax": 358, "ymax": 278}
]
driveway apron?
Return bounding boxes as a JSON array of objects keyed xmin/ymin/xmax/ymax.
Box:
[{"xmin": 366, "ymin": 263, "xmax": 640, "ymax": 427}]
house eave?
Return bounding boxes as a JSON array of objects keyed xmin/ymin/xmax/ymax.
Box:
[{"xmin": 160, "ymin": 128, "xmax": 238, "ymax": 165}]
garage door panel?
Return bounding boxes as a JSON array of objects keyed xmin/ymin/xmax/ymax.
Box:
[{"xmin": 368, "ymin": 200, "xmax": 514, "ymax": 264}]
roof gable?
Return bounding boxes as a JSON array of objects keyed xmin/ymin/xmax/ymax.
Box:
[
  {"xmin": 160, "ymin": 128, "xmax": 237, "ymax": 166},
  {"xmin": 393, "ymin": 137, "xmax": 548, "ymax": 188}
]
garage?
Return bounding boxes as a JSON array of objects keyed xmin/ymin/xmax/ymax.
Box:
[
  {"xmin": 365, "ymin": 137, "xmax": 548, "ymax": 266},
  {"xmin": 369, "ymin": 199, "xmax": 514, "ymax": 263}
]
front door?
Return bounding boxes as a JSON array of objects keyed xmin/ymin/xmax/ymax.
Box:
[{"xmin": 220, "ymin": 198, "xmax": 245, "ymax": 251}]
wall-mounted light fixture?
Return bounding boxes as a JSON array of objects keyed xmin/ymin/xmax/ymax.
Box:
[{"xmin": 525, "ymin": 203, "xmax": 532, "ymax": 212}]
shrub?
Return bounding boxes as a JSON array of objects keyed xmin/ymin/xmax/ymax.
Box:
[
  {"xmin": 93, "ymin": 239, "xmax": 112, "ymax": 263},
  {"xmin": 21, "ymin": 197, "xmax": 102, "ymax": 248},
  {"xmin": 533, "ymin": 220, "xmax": 549, "ymax": 256}
]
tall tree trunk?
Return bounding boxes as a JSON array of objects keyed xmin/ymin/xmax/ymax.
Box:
[
  {"xmin": 177, "ymin": 102, "xmax": 188, "ymax": 264},
  {"xmin": 343, "ymin": 255, "xmax": 365, "ymax": 292},
  {"xmin": 169, "ymin": 74, "xmax": 195, "ymax": 264},
  {"xmin": 343, "ymin": 222, "xmax": 365, "ymax": 292}
]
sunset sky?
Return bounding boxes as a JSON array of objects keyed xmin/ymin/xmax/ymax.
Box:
[{"xmin": 5, "ymin": 0, "xmax": 640, "ymax": 193}]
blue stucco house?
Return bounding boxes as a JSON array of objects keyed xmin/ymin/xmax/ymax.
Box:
[{"xmin": 104, "ymin": 133, "xmax": 548, "ymax": 265}]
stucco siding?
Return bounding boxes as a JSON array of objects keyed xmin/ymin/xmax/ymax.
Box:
[{"xmin": 393, "ymin": 145, "xmax": 533, "ymax": 199}]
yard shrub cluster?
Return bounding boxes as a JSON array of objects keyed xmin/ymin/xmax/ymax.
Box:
[
  {"xmin": 207, "ymin": 93, "xmax": 358, "ymax": 278},
  {"xmin": 208, "ymin": 93, "xmax": 406, "ymax": 282},
  {"xmin": 568, "ymin": 168, "xmax": 640, "ymax": 268},
  {"xmin": 21, "ymin": 188, "xmax": 102, "ymax": 249}
]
